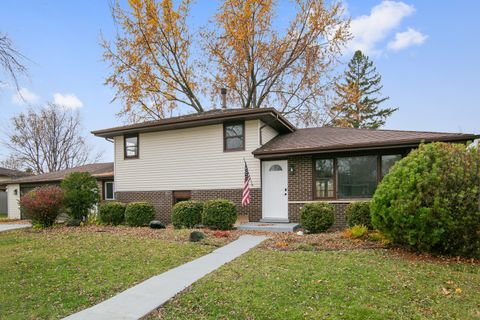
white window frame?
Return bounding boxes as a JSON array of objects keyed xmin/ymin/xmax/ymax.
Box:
[{"xmin": 104, "ymin": 181, "xmax": 115, "ymax": 200}]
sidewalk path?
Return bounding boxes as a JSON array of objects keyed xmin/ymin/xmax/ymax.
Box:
[
  {"xmin": 64, "ymin": 235, "xmax": 268, "ymax": 320},
  {"xmin": 0, "ymin": 224, "xmax": 31, "ymax": 233}
]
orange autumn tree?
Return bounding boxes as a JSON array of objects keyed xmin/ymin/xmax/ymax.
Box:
[
  {"xmin": 103, "ymin": 0, "xmax": 350, "ymax": 124},
  {"xmin": 206, "ymin": 0, "xmax": 350, "ymax": 125},
  {"xmin": 103, "ymin": 0, "xmax": 202, "ymax": 122}
]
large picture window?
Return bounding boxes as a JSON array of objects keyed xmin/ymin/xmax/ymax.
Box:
[
  {"xmin": 124, "ymin": 133, "xmax": 139, "ymax": 159},
  {"xmin": 224, "ymin": 122, "xmax": 245, "ymax": 151},
  {"xmin": 337, "ymin": 156, "xmax": 377, "ymax": 198},
  {"xmin": 313, "ymin": 153, "xmax": 403, "ymax": 199}
]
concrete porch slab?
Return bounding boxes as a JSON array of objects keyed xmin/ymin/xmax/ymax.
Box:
[{"xmin": 237, "ymin": 222, "xmax": 300, "ymax": 233}]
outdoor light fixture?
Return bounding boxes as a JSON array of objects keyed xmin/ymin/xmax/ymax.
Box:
[
  {"xmin": 14, "ymin": 189, "xmax": 18, "ymax": 195},
  {"xmin": 289, "ymin": 163, "xmax": 295, "ymax": 175}
]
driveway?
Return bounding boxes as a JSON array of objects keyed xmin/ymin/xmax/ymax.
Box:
[{"xmin": 0, "ymin": 224, "xmax": 31, "ymax": 233}]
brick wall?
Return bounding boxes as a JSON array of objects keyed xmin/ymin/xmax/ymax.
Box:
[{"xmin": 116, "ymin": 188, "xmax": 261, "ymax": 224}]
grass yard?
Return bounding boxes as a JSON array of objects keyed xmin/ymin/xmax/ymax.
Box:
[
  {"xmin": 0, "ymin": 226, "xmax": 220, "ymax": 319},
  {"xmin": 0, "ymin": 212, "xmax": 7, "ymax": 219},
  {"xmin": 155, "ymin": 248, "xmax": 480, "ymax": 320}
]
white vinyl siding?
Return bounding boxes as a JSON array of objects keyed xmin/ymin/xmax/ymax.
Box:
[
  {"xmin": 260, "ymin": 122, "xmax": 279, "ymax": 145},
  {"xmin": 114, "ymin": 120, "xmax": 261, "ymax": 191},
  {"xmin": 6, "ymin": 184, "xmax": 20, "ymax": 219}
]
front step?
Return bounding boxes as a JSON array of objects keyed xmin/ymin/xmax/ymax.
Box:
[{"xmin": 237, "ymin": 222, "xmax": 300, "ymax": 233}]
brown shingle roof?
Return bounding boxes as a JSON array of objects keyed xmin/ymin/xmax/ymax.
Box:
[
  {"xmin": 10, "ymin": 163, "xmax": 114, "ymax": 184},
  {"xmin": 0, "ymin": 167, "xmax": 32, "ymax": 178},
  {"xmin": 92, "ymin": 108, "xmax": 295, "ymax": 138},
  {"xmin": 253, "ymin": 127, "xmax": 479, "ymax": 157}
]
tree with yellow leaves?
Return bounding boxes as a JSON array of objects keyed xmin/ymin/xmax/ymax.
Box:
[{"xmin": 103, "ymin": 0, "xmax": 350, "ymax": 124}]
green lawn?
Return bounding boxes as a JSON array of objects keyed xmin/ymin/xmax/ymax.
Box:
[
  {"xmin": 157, "ymin": 249, "xmax": 480, "ymax": 320},
  {"xmin": 0, "ymin": 227, "xmax": 216, "ymax": 319},
  {"xmin": 0, "ymin": 212, "xmax": 7, "ymax": 219}
]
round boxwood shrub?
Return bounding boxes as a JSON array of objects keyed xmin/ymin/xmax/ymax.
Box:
[
  {"xmin": 124, "ymin": 202, "xmax": 156, "ymax": 227},
  {"xmin": 172, "ymin": 201, "xmax": 203, "ymax": 229},
  {"xmin": 202, "ymin": 199, "xmax": 237, "ymax": 230},
  {"xmin": 300, "ymin": 202, "xmax": 335, "ymax": 233},
  {"xmin": 371, "ymin": 142, "xmax": 480, "ymax": 257},
  {"xmin": 98, "ymin": 202, "xmax": 126, "ymax": 225},
  {"xmin": 19, "ymin": 186, "xmax": 64, "ymax": 227},
  {"xmin": 345, "ymin": 201, "xmax": 372, "ymax": 229}
]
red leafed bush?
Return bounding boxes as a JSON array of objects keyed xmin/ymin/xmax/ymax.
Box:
[
  {"xmin": 213, "ymin": 231, "xmax": 230, "ymax": 238},
  {"xmin": 20, "ymin": 186, "xmax": 64, "ymax": 227}
]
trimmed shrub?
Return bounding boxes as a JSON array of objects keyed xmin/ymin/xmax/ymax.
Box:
[
  {"xmin": 345, "ymin": 201, "xmax": 372, "ymax": 229},
  {"xmin": 61, "ymin": 172, "xmax": 99, "ymax": 220},
  {"xmin": 189, "ymin": 231, "xmax": 205, "ymax": 242},
  {"xmin": 149, "ymin": 220, "xmax": 166, "ymax": 229},
  {"xmin": 172, "ymin": 201, "xmax": 203, "ymax": 229},
  {"xmin": 371, "ymin": 142, "xmax": 480, "ymax": 258},
  {"xmin": 125, "ymin": 202, "xmax": 155, "ymax": 226},
  {"xmin": 19, "ymin": 186, "xmax": 64, "ymax": 227},
  {"xmin": 300, "ymin": 202, "xmax": 334, "ymax": 233},
  {"xmin": 98, "ymin": 202, "xmax": 126, "ymax": 225},
  {"xmin": 202, "ymin": 199, "xmax": 237, "ymax": 230}
]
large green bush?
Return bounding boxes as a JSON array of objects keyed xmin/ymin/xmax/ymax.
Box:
[
  {"xmin": 125, "ymin": 202, "xmax": 156, "ymax": 226},
  {"xmin": 172, "ymin": 201, "xmax": 203, "ymax": 229},
  {"xmin": 61, "ymin": 172, "xmax": 99, "ymax": 220},
  {"xmin": 300, "ymin": 202, "xmax": 335, "ymax": 233},
  {"xmin": 345, "ymin": 201, "xmax": 372, "ymax": 229},
  {"xmin": 98, "ymin": 202, "xmax": 126, "ymax": 225},
  {"xmin": 371, "ymin": 142, "xmax": 480, "ymax": 258},
  {"xmin": 19, "ymin": 186, "xmax": 64, "ymax": 227},
  {"xmin": 202, "ymin": 199, "xmax": 237, "ymax": 230}
]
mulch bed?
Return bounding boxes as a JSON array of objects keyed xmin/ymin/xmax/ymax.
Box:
[{"xmin": 18, "ymin": 224, "xmax": 479, "ymax": 265}]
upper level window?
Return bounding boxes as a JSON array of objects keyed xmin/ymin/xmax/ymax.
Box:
[
  {"xmin": 224, "ymin": 122, "xmax": 245, "ymax": 151},
  {"xmin": 124, "ymin": 134, "xmax": 139, "ymax": 159}
]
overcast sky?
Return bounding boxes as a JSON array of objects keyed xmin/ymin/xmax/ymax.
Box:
[{"xmin": 1, "ymin": 1, "xmax": 479, "ymax": 163}]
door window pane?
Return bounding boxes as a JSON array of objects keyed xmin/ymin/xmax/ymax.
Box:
[
  {"xmin": 337, "ymin": 156, "xmax": 377, "ymax": 198},
  {"xmin": 381, "ymin": 154, "xmax": 402, "ymax": 177},
  {"xmin": 315, "ymin": 159, "xmax": 334, "ymax": 198}
]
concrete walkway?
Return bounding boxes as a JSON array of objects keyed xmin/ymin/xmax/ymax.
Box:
[
  {"xmin": 64, "ymin": 235, "xmax": 268, "ymax": 320},
  {"xmin": 0, "ymin": 224, "xmax": 31, "ymax": 233}
]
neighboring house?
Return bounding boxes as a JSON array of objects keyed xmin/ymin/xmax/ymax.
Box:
[
  {"xmin": 6, "ymin": 163, "xmax": 114, "ymax": 219},
  {"xmin": 0, "ymin": 167, "xmax": 32, "ymax": 215},
  {"xmin": 0, "ymin": 167, "xmax": 32, "ymax": 192},
  {"xmin": 92, "ymin": 108, "xmax": 478, "ymax": 228}
]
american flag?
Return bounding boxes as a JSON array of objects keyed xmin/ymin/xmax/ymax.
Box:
[{"xmin": 242, "ymin": 160, "xmax": 252, "ymax": 207}]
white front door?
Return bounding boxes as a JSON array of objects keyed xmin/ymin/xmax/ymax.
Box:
[{"xmin": 262, "ymin": 160, "xmax": 288, "ymax": 221}]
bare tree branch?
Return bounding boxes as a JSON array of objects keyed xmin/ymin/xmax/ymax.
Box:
[{"xmin": 1, "ymin": 104, "xmax": 103, "ymax": 174}]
